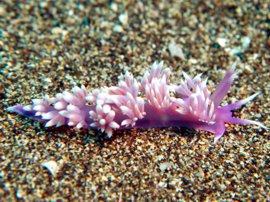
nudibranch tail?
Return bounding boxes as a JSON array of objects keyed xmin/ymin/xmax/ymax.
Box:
[
  {"xmin": 7, "ymin": 104, "xmax": 38, "ymax": 119},
  {"xmin": 222, "ymin": 92, "xmax": 267, "ymax": 129}
]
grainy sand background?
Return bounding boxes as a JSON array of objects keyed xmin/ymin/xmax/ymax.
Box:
[{"xmin": 0, "ymin": 1, "xmax": 269, "ymax": 201}]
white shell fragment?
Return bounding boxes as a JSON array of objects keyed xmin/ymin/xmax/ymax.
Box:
[
  {"xmin": 119, "ymin": 12, "xmax": 128, "ymax": 25},
  {"xmin": 113, "ymin": 24, "xmax": 123, "ymax": 33},
  {"xmin": 216, "ymin": 37, "xmax": 227, "ymax": 47},
  {"xmin": 168, "ymin": 41, "xmax": 185, "ymax": 59},
  {"xmin": 159, "ymin": 162, "xmax": 173, "ymax": 172},
  {"xmin": 41, "ymin": 160, "xmax": 60, "ymax": 177}
]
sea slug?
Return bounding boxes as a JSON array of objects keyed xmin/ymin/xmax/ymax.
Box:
[{"xmin": 8, "ymin": 61, "xmax": 266, "ymax": 143}]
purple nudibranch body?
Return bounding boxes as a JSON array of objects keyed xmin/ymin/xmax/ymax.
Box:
[{"xmin": 8, "ymin": 61, "xmax": 266, "ymax": 143}]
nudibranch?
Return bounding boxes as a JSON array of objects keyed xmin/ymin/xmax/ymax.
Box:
[{"xmin": 8, "ymin": 61, "xmax": 266, "ymax": 143}]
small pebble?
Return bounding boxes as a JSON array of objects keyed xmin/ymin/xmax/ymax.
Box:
[
  {"xmin": 52, "ymin": 27, "xmax": 68, "ymax": 37},
  {"xmin": 241, "ymin": 36, "xmax": 251, "ymax": 49},
  {"xmin": 0, "ymin": 6, "xmax": 6, "ymax": 16}
]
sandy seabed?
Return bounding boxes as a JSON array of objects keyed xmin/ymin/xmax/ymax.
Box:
[{"xmin": 0, "ymin": 1, "xmax": 269, "ymax": 201}]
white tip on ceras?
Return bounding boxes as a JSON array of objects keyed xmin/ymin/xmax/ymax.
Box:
[
  {"xmin": 99, "ymin": 119, "xmax": 106, "ymax": 126},
  {"xmin": 62, "ymin": 91, "xmax": 74, "ymax": 103},
  {"xmin": 109, "ymin": 122, "xmax": 120, "ymax": 129},
  {"xmin": 76, "ymin": 122, "xmax": 84, "ymax": 129},
  {"xmin": 33, "ymin": 105, "xmax": 46, "ymax": 112},
  {"xmin": 102, "ymin": 104, "xmax": 111, "ymax": 114},
  {"xmin": 23, "ymin": 105, "xmax": 32, "ymax": 111},
  {"xmin": 54, "ymin": 101, "xmax": 67, "ymax": 110},
  {"xmin": 42, "ymin": 111, "xmax": 56, "ymax": 120},
  {"xmin": 66, "ymin": 104, "xmax": 80, "ymax": 113},
  {"xmin": 45, "ymin": 119, "xmax": 57, "ymax": 127},
  {"xmin": 121, "ymin": 119, "xmax": 132, "ymax": 126},
  {"xmin": 240, "ymin": 92, "xmax": 261, "ymax": 106},
  {"xmin": 32, "ymin": 99, "xmax": 44, "ymax": 105}
]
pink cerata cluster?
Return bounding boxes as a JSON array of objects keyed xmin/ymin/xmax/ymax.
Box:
[{"xmin": 8, "ymin": 61, "xmax": 266, "ymax": 143}]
